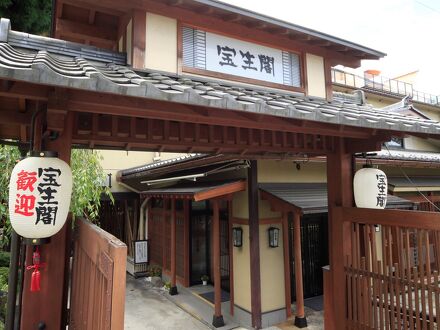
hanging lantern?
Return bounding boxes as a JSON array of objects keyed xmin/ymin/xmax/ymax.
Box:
[
  {"xmin": 268, "ymin": 227, "xmax": 280, "ymax": 248},
  {"xmin": 353, "ymin": 164, "xmax": 387, "ymax": 209},
  {"xmin": 232, "ymin": 227, "xmax": 243, "ymax": 247},
  {"xmin": 8, "ymin": 151, "xmax": 73, "ymax": 239}
]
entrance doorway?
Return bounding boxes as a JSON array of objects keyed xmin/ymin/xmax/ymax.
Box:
[
  {"xmin": 290, "ymin": 213, "xmax": 329, "ymax": 300},
  {"xmin": 189, "ymin": 200, "xmax": 230, "ymax": 292}
]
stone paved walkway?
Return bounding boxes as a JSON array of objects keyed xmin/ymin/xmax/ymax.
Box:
[
  {"xmin": 124, "ymin": 276, "xmax": 324, "ymax": 330},
  {"xmin": 124, "ymin": 276, "xmax": 209, "ymax": 330}
]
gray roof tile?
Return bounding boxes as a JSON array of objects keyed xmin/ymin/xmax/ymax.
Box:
[{"xmin": 0, "ymin": 39, "xmax": 439, "ymax": 136}]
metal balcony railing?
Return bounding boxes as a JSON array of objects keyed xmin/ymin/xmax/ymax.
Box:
[{"xmin": 331, "ymin": 68, "xmax": 440, "ymax": 107}]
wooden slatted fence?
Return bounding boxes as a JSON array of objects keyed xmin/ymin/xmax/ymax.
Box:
[{"xmin": 337, "ymin": 207, "xmax": 440, "ymax": 329}]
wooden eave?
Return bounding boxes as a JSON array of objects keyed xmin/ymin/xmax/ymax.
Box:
[
  {"xmin": 0, "ymin": 80, "xmax": 396, "ymax": 157},
  {"xmin": 53, "ymin": 0, "xmax": 384, "ymax": 67},
  {"xmin": 140, "ymin": 180, "xmax": 246, "ymax": 201}
]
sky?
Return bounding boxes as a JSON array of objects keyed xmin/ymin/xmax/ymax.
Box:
[{"xmin": 218, "ymin": 0, "xmax": 440, "ymax": 95}]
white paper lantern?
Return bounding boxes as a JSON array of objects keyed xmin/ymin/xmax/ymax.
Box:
[
  {"xmin": 353, "ymin": 166, "xmax": 387, "ymax": 209},
  {"xmin": 8, "ymin": 152, "xmax": 73, "ymax": 239}
]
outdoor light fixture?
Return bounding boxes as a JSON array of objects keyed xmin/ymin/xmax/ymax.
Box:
[
  {"xmin": 232, "ymin": 227, "xmax": 243, "ymax": 247},
  {"xmin": 268, "ymin": 227, "xmax": 280, "ymax": 248},
  {"xmin": 9, "ymin": 151, "xmax": 73, "ymax": 240},
  {"xmin": 8, "ymin": 151, "xmax": 73, "ymax": 292},
  {"xmin": 353, "ymin": 162, "xmax": 387, "ymax": 209}
]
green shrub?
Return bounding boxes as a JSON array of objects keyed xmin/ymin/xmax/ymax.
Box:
[
  {"xmin": 0, "ymin": 267, "xmax": 8, "ymax": 291},
  {"xmin": 0, "ymin": 252, "xmax": 9, "ymax": 268}
]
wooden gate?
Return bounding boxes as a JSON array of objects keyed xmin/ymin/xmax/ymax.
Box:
[
  {"xmin": 334, "ymin": 207, "xmax": 440, "ymax": 329},
  {"xmin": 69, "ymin": 217, "xmax": 127, "ymax": 329}
]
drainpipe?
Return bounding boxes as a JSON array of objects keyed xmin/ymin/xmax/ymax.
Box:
[{"xmin": 139, "ymin": 198, "xmax": 149, "ymax": 240}]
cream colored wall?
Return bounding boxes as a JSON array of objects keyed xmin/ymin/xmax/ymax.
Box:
[
  {"xmin": 98, "ymin": 151, "xmax": 186, "ymax": 192},
  {"xmin": 258, "ymin": 160, "xmax": 327, "ymax": 183},
  {"xmin": 231, "ymin": 159, "xmax": 326, "ymax": 313},
  {"xmin": 232, "ymin": 190, "xmax": 280, "ymax": 219},
  {"xmin": 260, "ymin": 223, "xmax": 286, "ymax": 312},
  {"xmin": 404, "ymin": 136, "xmax": 439, "ymax": 152},
  {"xmin": 145, "ymin": 13, "xmax": 177, "ymax": 73},
  {"xmin": 118, "ymin": 36, "xmax": 123, "ymax": 52},
  {"xmin": 233, "ymin": 224, "xmax": 252, "ymax": 311},
  {"xmin": 126, "ymin": 19, "xmax": 133, "ymax": 65},
  {"xmin": 306, "ymin": 53, "xmax": 326, "ymax": 98}
]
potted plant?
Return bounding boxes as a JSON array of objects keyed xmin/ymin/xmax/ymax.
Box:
[{"xmin": 201, "ymin": 275, "xmax": 209, "ymax": 286}]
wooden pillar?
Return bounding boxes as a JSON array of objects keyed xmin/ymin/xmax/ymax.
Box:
[
  {"xmin": 183, "ymin": 200, "xmax": 190, "ymax": 287},
  {"xmin": 228, "ymin": 200, "xmax": 235, "ymax": 316},
  {"xmin": 248, "ymin": 160, "xmax": 262, "ymax": 329},
  {"xmin": 212, "ymin": 199, "xmax": 225, "ymax": 327},
  {"xmin": 132, "ymin": 10, "xmax": 146, "ymax": 69},
  {"xmin": 326, "ymin": 138, "xmax": 353, "ymax": 330},
  {"xmin": 162, "ymin": 199, "xmax": 167, "ymax": 271},
  {"xmin": 169, "ymin": 199, "xmax": 178, "ymax": 295},
  {"xmin": 282, "ymin": 212, "xmax": 292, "ymax": 318},
  {"xmin": 21, "ymin": 111, "xmax": 73, "ymax": 329},
  {"xmin": 293, "ymin": 211, "xmax": 307, "ymax": 328}
]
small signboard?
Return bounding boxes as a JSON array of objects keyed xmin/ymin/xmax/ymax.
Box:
[{"xmin": 134, "ymin": 240, "xmax": 149, "ymax": 264}]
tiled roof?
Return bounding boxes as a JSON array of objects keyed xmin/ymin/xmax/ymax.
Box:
[
  {"xmin": 373, "ymin": 149, "xmax": 440, "ymax": 163},
  {"xmin": 388, "ymin": 176, "xmax": 440, "ymax": 188},
  {"xmin": 260, "ymin": 183, "xmax": 414, "ymax": 214},
  {"xmin": 1, "ymin": 24, "xmax": 440, "ymax": 136},
  {"xmin": 121, "ymin": 153, "xmax": 205, "ymax": 176}
]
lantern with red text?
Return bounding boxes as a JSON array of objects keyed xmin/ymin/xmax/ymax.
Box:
[
  {"xmin": 353, "ymin": 165, "xmax": 387, "ymax": 209},
  {"xmin": 8, "ymin": 152, "xmax": 73, "ymax": 239}
]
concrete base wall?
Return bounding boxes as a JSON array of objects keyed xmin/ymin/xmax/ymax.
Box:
[{"xmin": 233, "ymin": 304, "xmax": 287, "ymax": 328}]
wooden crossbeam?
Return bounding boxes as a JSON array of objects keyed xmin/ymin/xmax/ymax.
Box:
[
  {"xmin": 72, "ymin": 113, "xmax": 334, "ymax": 156},
  {"xmin": 55, "ymin": 18, "xmax": 117, "ymax": 46},
  {"xmin": 64, "ymin": 90, "xmax": 373, "ymax": 139}
]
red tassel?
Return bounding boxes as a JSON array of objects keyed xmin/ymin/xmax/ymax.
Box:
[
  {"xmin": 30, "ymin": 269, "xmax": 41, "ymax": 292},
  {"xmin": 26, "ymin": 246, "xmax": 45, "ymax": 293}
]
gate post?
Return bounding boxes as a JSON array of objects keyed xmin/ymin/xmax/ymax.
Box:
[
  {"xmin": 20, "ymin": 111, "xmax": 73, "ymax": 329},
  {"xmin": 326, "ymin": 138, "xmax": 353, "ymax": 329}
]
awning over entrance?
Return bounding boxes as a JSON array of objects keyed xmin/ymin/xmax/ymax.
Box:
[
  {"xmin": 260, "ymin": 183, "xmax": 415, "ymax": 214},
  {"xmin": 141, "ymin": 180, "xmax": 246, "ymax": 201},
  {"xmin": 388, "ymin": 176, "xmax": 440, "ymax": 192}
]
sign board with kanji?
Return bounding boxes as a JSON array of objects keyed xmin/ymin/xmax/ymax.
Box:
[
  {"xmin": 134, "ymin": 240, "xmax": 148, "ymax": 264},
  {"xmin": 182, "ymin": 26, "xmax": 302, "ymax": 88},
  {"xmin": 8, "ymin": 154, "xmax": 73, "ymax": 239}
]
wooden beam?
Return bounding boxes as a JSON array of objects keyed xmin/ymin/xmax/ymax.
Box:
[
  {"xmin": 183, "ymin": 200, "xmax": 190, "ymax": 287},
  {"xmin": 0, "ymin": 110, "xmax": 32, "ymax": 125},
  {"xmin": 88, "ymin": 9, "xmax": 96, "ymax": 24},
  {"xmin": 248, "ymin": 160, "xmax": 262, "ymax": 329},
  {"xmin": 222, "ymin": 14, "xmax": 241, "ymax": 23},
  {"xmin": 324, "ymin": 58, "xmax": 333, "ymax": 101},
  {"xmin": 228, "ymin": 200, "xmax": 235, "ymax": 316},
  {"xmin": 282, "ymin": 212, "xmax": 292, "ymax": 318},
  {"xmin": 60, "ymin": 0, "xmax": 125, "ymax": 17},
  {"xmin": 65, "ymin": 0, "xmax": 363, "ymax": 67},
  {"xmin": 260, "ymin": 189, "xmax": 302, "ymax": 214},
  {"xmin": 0, "ymin": 81, "xmax": 49, "ymax": 101},
  {"xmin": 169, "ymin": 199, "xmax": 178, "ymax": 295},
  {"xmin": 193, "ymin": 181, "xmax": 246, "ymax": 202},
  {"xmin": 132, "ymin": 10, "xmax": 146, "ymax": 69},
  {"xmin": 293, "ymin": 211, "xmax": 307, "ymax": 327},
  {"xmin": 65, "ymin": 90, "xmax": 374, "ymax": 139},
  {"xmin": 55, "ymin": 18, "xmax": 117, "ymax": 46},
  {"xmin": 339, "ymin": 207, "xmax": 440, "ymax": 230},
  {"xmin": 21, "ymin": 111, "xmax": 73, "ymax": 329},
  {"xmin": 326, "ymin": 138, "xmax": 353, "ymax": 330},
  {"xmin": 212, "ymin": 199, "xmax": 225, "ymax": 327}
]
